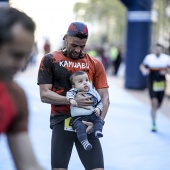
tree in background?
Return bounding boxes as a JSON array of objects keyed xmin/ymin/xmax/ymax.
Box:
[
  {"xmin": 74, "ymin": 0, "xmax": 170, "ymax": 53},
  {"xmin": 73, "ymin": 0, "xmax": 126, "ymax": 46},
  {"xmin": 151, "ymin": 0, "xmax": 170, "ymax": 52}
]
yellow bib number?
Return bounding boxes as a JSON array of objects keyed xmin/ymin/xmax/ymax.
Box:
[
  {"xmin": 153, "ymin": 81, "xmax": 165, "ymax": 92},
  {"xmin": 64, "ymin": 117, "xmax": 74, "ymax": 132}
]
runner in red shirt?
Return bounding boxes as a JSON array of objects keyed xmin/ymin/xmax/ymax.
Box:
[
  {"xmin": 38, "ymin": 22, "xmax": 110, "ymax": 170},
  {"xmin": 0, "ymin": 7, "xmax": 44, "ymax": 170}
]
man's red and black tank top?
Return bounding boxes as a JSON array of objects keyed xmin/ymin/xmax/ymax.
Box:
[{"xmin": 0, "ymin": 82, "xmax": 17, "ymax": 134}]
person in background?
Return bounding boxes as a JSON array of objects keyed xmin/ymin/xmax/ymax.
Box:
[
  {"xmin": 113, "ymin": 45, "xmax": 123, "ymax": 75},
  {"xmin": 43, "ymin": 38, "xmax": 51, "ymax": 54},
  {"xmin": 29, "ymin": 41, "xmax": 39, "ymax": 66},
  {"xmin": 0, "ymin": 7, "xmax": 44, "ymax": 170},
  {"xmin": 140, "ymin": 43, "xmax": 170, "ymax": 132},
  {"xmin": 66, "ymin": 71, "xmax": 104, "ymax": 151},
  {"xmin": 98, "ymin": 47, "xmax": 110, "ymax": 72},
  {"xmin": 109, "ymin": 43, "xmax": 118, "ymax": 75},
  {"xmin": 87, "ymin": 47, "xmax": 97, "ymax": 58},
  {"xmin": 38, "ymin": 21, "xmax": 109, "ymax": 170}
]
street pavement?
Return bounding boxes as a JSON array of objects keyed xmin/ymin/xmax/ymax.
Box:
[{"xmin": 1, "ymin": 63, "xmax": 170, "ymax": 170}]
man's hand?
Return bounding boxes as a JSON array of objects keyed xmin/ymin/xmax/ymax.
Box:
[
  {"xmin": 75, "ymin": 92, "xmax": 94, "ymax": 110},
  {"xmin": 140, "ymin": 65, "xmax": 150, "ymax": 76},
  {"xmin": 82, "ymin": 121, "xmax": 94, "ymax": 134}
]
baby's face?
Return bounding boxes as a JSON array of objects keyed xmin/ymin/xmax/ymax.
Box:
[{"xmin": 73, "ymin": 73, "xmax": 90, "ymax": 92}]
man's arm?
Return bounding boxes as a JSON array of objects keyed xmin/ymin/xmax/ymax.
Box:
[
  {"xmin": 7, "ymin": 132, "xmax": 44, "ymax": 170},
  {"xmin": 39, "ymin": 84, "xmax": 69, "ymax": 105},
  {"xmin": 139, "ymin": 64, "xmax": 150, "ymax": 76},
  {"xmin": 97, "ymin": 88, "xmax": 110, "ymax": 120},
  {"xmin": 39, "ymin": 84, "xmax": 94, "ymax": 106}
]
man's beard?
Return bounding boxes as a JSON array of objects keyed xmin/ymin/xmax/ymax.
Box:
[{"xmin": 67, "ymin": 50, "xmax": 82, "ymax": 60}]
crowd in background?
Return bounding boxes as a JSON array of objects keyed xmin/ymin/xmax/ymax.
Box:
[
  {"xmin": 86, "ymin": 43, "xmax": 125, "ymax": 76},
  {"xmin": 25, "ymin": 38, "xmax": 170, "ymax": 98}
]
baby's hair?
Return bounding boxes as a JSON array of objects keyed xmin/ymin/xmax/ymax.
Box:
[{"xmin": 70, "ymin": 71, "xmax": 87, "ymax": 85}]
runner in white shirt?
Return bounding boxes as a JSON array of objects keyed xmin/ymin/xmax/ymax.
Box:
[{"xmin": 140, "ymin": 43, "xmax": 170, "ymax": 132}]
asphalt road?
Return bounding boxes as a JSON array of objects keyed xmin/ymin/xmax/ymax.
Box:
[{"xmin": 1, "ymin": 63, "xmax": 170, "ymax": 170}]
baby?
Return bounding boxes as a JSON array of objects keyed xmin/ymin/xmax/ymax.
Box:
[{"xmin": 66, "ymin": 71, "xmax": 104, "ymax": 151}]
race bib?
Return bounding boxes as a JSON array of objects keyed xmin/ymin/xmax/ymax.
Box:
[
  {"xmin": 64, "ymin": 117, "xmax": 74, "ymax": 132},
  {"xmin": 153, "ymin": 81, "xmax": 165, "ymax": 92}
]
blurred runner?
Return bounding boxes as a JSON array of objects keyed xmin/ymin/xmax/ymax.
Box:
[
  {"xmin": 0, "ymin": 7, "xmax": 44, "ymax": 170},
  {"xmin": 140, "ymin": 43, "xmax": 170, "ymax": 132},
  {"xmin": 43, "ymin": 38, "xmax": 51, "ymax": 54}
]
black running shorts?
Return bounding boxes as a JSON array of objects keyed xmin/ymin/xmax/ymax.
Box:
[
  {"xmin": 147, "ymin": 74, "xmax": 166, "ymax": 106},
  {"xmin": 51, "ymin": 120, "xmax": 104, "ymax": 170},
  {"xmin": 149, "ymin": 89, "xmax": 164, "ymax": 106}
]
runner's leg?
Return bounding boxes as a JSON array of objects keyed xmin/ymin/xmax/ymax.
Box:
[
  {"xmin": 75, "ymin": 133, "xmax": 104, "ymax": 170},
  {"xmin": 51, "ymin": 122, "xmax": 75, "ymax": 169}
]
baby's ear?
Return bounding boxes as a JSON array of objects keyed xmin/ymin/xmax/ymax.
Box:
[{"xmin": 72, "ymin": 85, "xmax": 75, "ymax": 88}]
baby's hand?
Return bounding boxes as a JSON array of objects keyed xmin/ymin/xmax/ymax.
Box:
[
  {"xmin": 93, "ymin": 107, "xmax": 100, "ymax": 116},
  {"xmin": 70, "ymin": 99, "xmax": 78, "ymax": 107}
]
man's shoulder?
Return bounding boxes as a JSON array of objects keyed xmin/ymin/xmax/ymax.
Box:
[
  {"xmin": 161, "ymin": 53, "xmax": 170, "ymax": 58},
  {"xmin": 145, "ymin": 53, "xmax": 155, "ymax": 58},
  {"xmin": 7, "ymin": 81, "xmax": 26, "ymax": 101},
  {"xmin": 5, "ymin": 81, "xmax": 28, "ymax": 133},
  {"xmin": 6, "ymin": 81, "xmax": 23, "ymax": 93},
  {"xmin": 0, "ymin": 81, "xmax": 27, "ymax": 113},
  {"xmin": 84, "ymin": 53, "xmax": 102, "ymax": 64},
  {"xmin": 42, "ymin": 50, "xmax": 64, "ymax": 62},
  {"xmin": 85, "ymin": 53, "xmax": 100, "ymax": 60},
  {"xmin": 143, "ymin": 54, "xmax": 155, "ymax": 61},
  {"xmin": 51, "ymin": 50, "xmax": 62, "ymax": 56}
]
